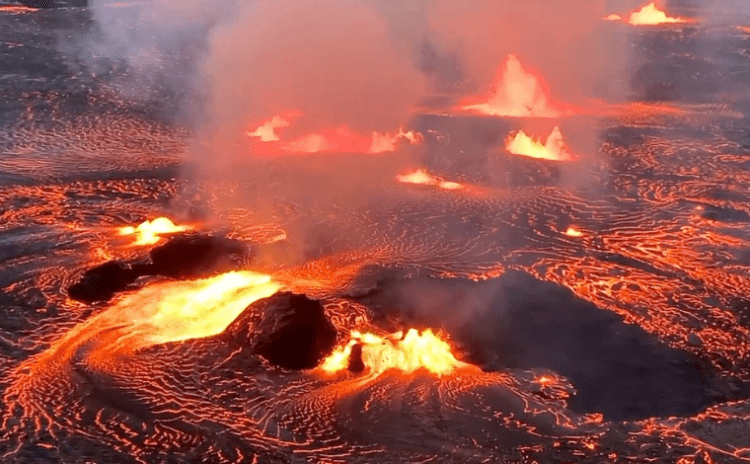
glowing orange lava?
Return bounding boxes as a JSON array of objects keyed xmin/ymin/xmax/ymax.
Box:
[
  {"xmin": 118, "ymin": 217, "xmax": 191, "ymax": 246},
  {"xmin": 604, "ymin": 13, "xmax": 622, "ymax": 21},
  {"xmin": 565, "ymin": 227, "xmax": 584, "ymax": 237},
  {"xmin": 628, "ymin": 2, "xmax": 688, "ymax": 25},
  {"xmin": 396, "ymin": 169, "xmax": 464, "ymax": 190},
  {"xmin": 505, "ymin": 127, "xmax": 575, "ymax": 161},
  {"xmin": 321, "ymin": 329, "xmax": 468, "ymax": 377},
  {"xmin": 0, "ymin": 5, "xmax": 38, "ymax": 13},
  {"xmin": 461, "ymin": 55, "xmax": 574, "ymax": 118}
]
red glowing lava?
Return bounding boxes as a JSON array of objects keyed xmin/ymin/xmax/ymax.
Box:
[
  {"xmin": 461, "ymin": 55, "xmax": 574, "ymax": 118},
  {"xmin": 505, "ymin": 127, "xmax": 575, "ymax": 161}
]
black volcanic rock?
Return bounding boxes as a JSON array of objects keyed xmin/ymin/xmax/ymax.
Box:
[
  {"xmin": 67, "ymin": 261, "xmax": 138, "ymax": 304},
  {"xmin": 149, "ymin": 234, "xmax": 250, "ymax": 279},
  {"xmin": 67, "ymin": 234, "xmax": 252, "ymax": 303},
  {"xmin": 19, "ymin": 0, "xmax": 54, "ymax": 7},
  {"xmin": 253, "ymin": 293, "xmax": 338, "ymax": 370}
]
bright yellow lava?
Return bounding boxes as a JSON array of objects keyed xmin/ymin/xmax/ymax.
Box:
[
  {"xmin": 628, "ymin": 2, "xmax": 687, "ymax": 25},
  {"xmin": 92, "ymin": 271, "xmax": 282, "ymax": 357},
  {"xmin": 396, "ymin": 169, "xmax": 464, "ymax": 191},
  {"xmin": 565, "ymin": 227, "xmax": 584, "ymax": 237},
  {"xmin": 321, "ymin": 329, "xmax": 467, "ymax": 377},
  {"xmin": 505, "ymin": 127, "xmax": 575, "ymax": 161},
  {"xmin": 118, "ymin": 217, "xmax": 191, "ymax": 246}
]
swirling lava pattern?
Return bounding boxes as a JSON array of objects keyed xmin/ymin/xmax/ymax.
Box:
[{"xmin": 3, "ymin": 6, "xmax": 750, "ymax": 464}]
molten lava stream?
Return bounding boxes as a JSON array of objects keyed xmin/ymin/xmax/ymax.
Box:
[
  {"xmin": 320, "ymin": 329, "xmax": 475, "ymax": 378},
  {"xmin": 460, "ymin": 55, "xmax": 575, "ymax": 118},
  {"xmin": 30, "ymin": 271, "xmax": 282, "ymax": 368}
]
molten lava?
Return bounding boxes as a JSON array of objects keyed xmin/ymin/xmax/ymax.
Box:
[
  {"xmin": 628, "ymin": 2, "xmax": 687, "ymax": 26},
  {"xmin": 564, "ymin": 227, "xmax": 584, "ymax": 237},
  {"xmin": 118, "ymin": 217, "xmax": 191, "ymax": 246},
  {"xmin": 320, "ymin": 329, "xmax": 468, "ymax": 377},
  {"xmin": 83, "ymin": 271, "xmax": 281, "ymax": 359},
  {"xmin": 505, "ymin": 126, "xmax": 575, "ymax": 161},
  {"xmin": 396, "ymin": 169, "xmax": 463, "ymax": 190},
  {"xmin": 604, "ymin": 14, "xmax": 622, "ymax": 21},
  {"xmin": 461, "ymin": 55, "xmax": 573, "ymax": 118}
]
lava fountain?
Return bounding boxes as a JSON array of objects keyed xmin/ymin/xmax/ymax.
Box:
[
  {"xmin": 320, "ymin": 329, "xmax": 472, "ymax": 377},
  {"xmin": 505, "ymin": 126, "xmax": 575, "ymax": 161},
  {"xmin": 118, "ymin": 217, "xmax": 192, "ymax": 246},
  {"xmin": 461, "ymin": 55, "xmax": 574, "ymax": 118},
  {"xmin": 628, "ymin": 2, "xmax": 688, "ymax": 26}
]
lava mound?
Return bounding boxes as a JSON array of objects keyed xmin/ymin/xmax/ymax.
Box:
[
  {"xmin": 148, "ymin": 234, "xmax": 249, "ymax": 279},
  {"xmin": 67, "ymin": 234, "xmax": 252, "ymax": 303},
  {"xmin": 252, "ymin": 293, "xmax": 338, "ymax": 370},
  {"xmin": 67, "ymin": 261, "xmax": 140, "ymax": 304}
]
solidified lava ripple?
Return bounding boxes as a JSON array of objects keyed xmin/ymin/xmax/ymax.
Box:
[{"xmin": 3, "ymin": 6, "xmax": 750, "ymax": 464}]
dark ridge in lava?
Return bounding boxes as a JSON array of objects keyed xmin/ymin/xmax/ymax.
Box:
[
  {"xmin": 66, "ymin": 261, "xmax": 140, "ymax": 304},
  {"xmin": 66, "ymin": 234, "xmax": 251, "ymax": 303},
  {"xmin": 148, "ymin": 234, "xmax": 250, "ymax": 279},
  {"xmin": 19, "ymin": 0, "xmax": 53, "ymax": 8},
  {"xmin": 353, "ymin": 267, "xmax": 747, "ymax": 421},
  {"xmin": 251, "ymin": 292, "xmax": 338, "ymax": 370}
]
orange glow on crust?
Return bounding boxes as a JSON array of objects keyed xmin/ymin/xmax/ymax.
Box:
[
  {"xmin": 461, "ymin": 55, "xmax": 574, "ymax": 118},
  {"xmin": 628, "ymin": 2, "xmax": 688, "ymax": 25},
  {"xmin": 604, "ymin": 13, "xmax": 622, "ymax": 21},
  {"xmin": 505, "ymin": 127, "xmax": 575, "ymax": 161},
  {"xmin": 118, "ymin": 217, "xmax": 192, "ymax": 246},
  {"xmin": 396, "ymin": 169, "xmax": 465, "ymax": 190},
  {"xmin": 320, "ymin": 329, "xmax": 470, "ymax": 377}
]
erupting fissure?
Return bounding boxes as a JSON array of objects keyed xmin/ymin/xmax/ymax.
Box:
[
  {"xmin": 461, "ymin": 55, "xmax": 574, "ymax": 118},
  {"xmin": 505, "ymin": 126, "xmax": 575, "ymax": 161},
  {"xmin": 320, "ymin": 329, "xmax": 469, "ymax": 377},
  {"xmin": 627, "ymin": 2, "xmax": 688, "ymax": 26},
  {"xmin": 118, "ymin": 217, "xmax": 191, "ymax": 246}
]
